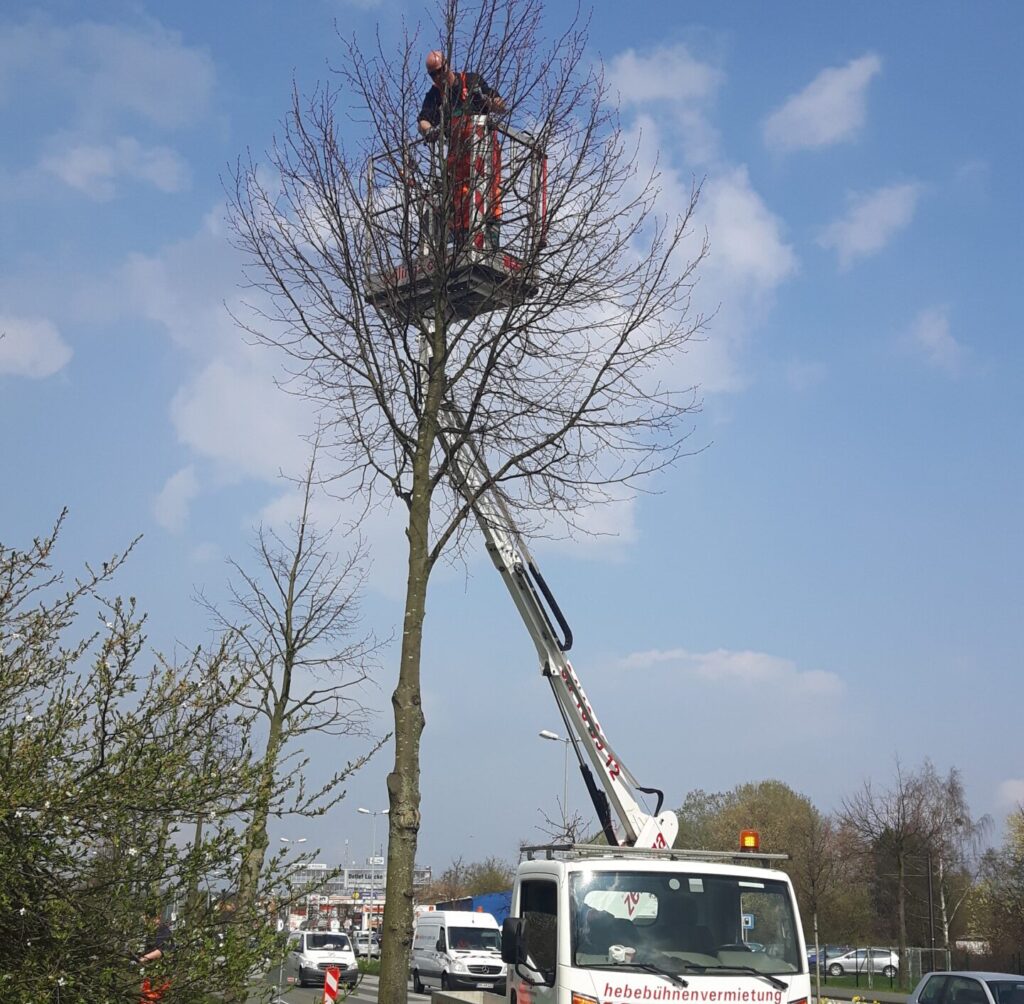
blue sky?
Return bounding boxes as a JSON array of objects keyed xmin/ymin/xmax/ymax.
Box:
[{"xmin": 2, "ymin": 1, "xmax": 1022, "ymax": 874}]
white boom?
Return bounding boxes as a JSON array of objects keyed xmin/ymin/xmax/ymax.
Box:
[{"xmin": 439, "ymin": 397, "xmax": 678, "ymax": 850}]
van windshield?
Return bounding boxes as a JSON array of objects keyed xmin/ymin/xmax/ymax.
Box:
[
  {"xmin": 307, "ymin": 934, "xmax": 350, "ymax": 951},
  {"xmin": 449, "ymin": 927, "xmax": 500, "ymax": 952}
]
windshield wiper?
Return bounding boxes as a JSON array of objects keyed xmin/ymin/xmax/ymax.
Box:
[
  {"xmin": 701, "ymin": 965, "xmax": 788, "ymax": 990},
  {"xmin": 586, "ymin": 961, "xmax": 689, "ymax": 988},
  {"xmin": 628, "ymin": 961, "xmax": 690, "ymax": 988}
]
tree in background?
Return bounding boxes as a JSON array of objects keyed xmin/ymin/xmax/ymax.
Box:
[
  {"xmin": 971, "ymin": 807, "xmax": 1024, "ymax": 960},
  {"xmin": 198, "ymin": 454, "xmax": 388, "ymax": 1004},
  {"xmin": 840, "ymin": 759, "xmax": 952, "ymax": 982},
  {"xmin": 0, "ymin": 514, "xmax": 272, "ymax": 1003},
  {"xmin": 789, "ymin": 804, "xmax": 840, "ymax": 980},
  {"xmin": 418, "ymin": 855, "xmax": 515, "ymax": 904},
  {"xmin": 674, "ymin": 789, "xmax": 729, "ymax": 848},
  {"xmin": 925, "ymin": 766, "xmax": 990, "ymax": 956},
  {"xmin": 674, "ymin": 779, "xmax": 848, "ymax": 946},
  {"xmin": 228, "ymin": 0, "xmax": 707, "ymax": 996}
]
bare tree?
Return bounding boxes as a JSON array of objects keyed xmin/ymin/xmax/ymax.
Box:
[
  {"xmin": 199, "ymin": 454, "xmax": 387, "ymax": 1003},
  {"xmin": 924, "ymin": 765, "xmax": 990, "ymax": 955},
  {"xmin": 228, "ymin": 0, "xmax": 707, "ymax": 996},
  {"xmin": 841, "ymin": 760, "xmax": 949, "ymax": 983},
  {"xmin": 790, "ymin": 810, "xmax": 840, "ymax": 994}
]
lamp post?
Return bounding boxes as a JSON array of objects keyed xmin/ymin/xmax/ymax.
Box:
[
  {"xmin": 357, "ymin": 807, "xmax": 389, "ymax": 932},
  {"xmin": 279, "ymin": 837, "xmax": 309, "ymax": 927},
  {"xmin": 277, "ymin": 837, "xmax": 307, "ymax": 992},
  {"xmin": 539, "ymin": 730, "xmax": 571, "ymax": 833}
]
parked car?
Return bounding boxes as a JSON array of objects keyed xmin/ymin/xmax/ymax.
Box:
[
  {"xmin": 827, "ymin": 947, "xmax": 900, "ymax": 978},
  {"xmin": 908, "ymin": 971, "xmax": 1024, "ymax": 1004},
  {"xmin": 353, "ymin": 930, "xmax": 380, "ymax": 958},
  {"xmin": 807, "ymin": 944, "xmax": 852, "ymax": 967}
]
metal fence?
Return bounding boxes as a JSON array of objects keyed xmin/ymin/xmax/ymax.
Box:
[{"xmin": 814, "ymin": 946, "xmax": 1024, "ymax": 991}]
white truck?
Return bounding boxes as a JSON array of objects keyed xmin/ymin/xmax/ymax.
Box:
[{"xmin": 367, "ymin": 131, "xmax": 812, "ymax": 1004}]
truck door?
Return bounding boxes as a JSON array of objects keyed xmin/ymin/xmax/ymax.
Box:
[{"xmin": 511, "ymin": 879, "xmax": 558, "ymax": 1002}]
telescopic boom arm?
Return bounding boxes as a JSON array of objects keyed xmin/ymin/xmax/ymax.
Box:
[{"xmin": 440, "ymin": 404, "xmax": 679, "ymax": 850}]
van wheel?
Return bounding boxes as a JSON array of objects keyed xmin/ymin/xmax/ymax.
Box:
[{"xmin": 413, "ymin": 970, "xmax": 424, "ymax": 994}]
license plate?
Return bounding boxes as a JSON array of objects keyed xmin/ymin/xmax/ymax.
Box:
[{"xmin": 478, "ymin": 983, "xmax": 493, "ymax": 989}]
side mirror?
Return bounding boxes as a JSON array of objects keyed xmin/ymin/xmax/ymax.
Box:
[{"xmin": 501, "ymin": 917, "xmax": 525, "ymax": 965}]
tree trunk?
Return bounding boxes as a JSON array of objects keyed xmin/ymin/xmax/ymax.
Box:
[
  {"xmin": 224, "ymin": 719, "xmax": 284, "ymax": 1004},
  {"xmin": 378, "ymin": 355, "xmax": 440, "ymax": 1003},
  {"xmin": 898, "ymin": 850, "xmax": 909, "ymax": 985}
]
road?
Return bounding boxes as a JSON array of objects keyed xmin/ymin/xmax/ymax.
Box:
[{"xmin": 258, "ymin": 973, "xmax": 431, "ymax": 1003}]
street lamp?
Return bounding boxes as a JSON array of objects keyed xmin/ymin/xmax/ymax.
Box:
[
  {"xmin": 539, "ymin": 730, "xmax": 571, "ymax": 832},
  {"xmin": 279, "ymin": 837, "xmax": 309, "ymax": 927},
  {"xmin": 358, "ymin": 807, "xmax": 389, "ymax": 932}
]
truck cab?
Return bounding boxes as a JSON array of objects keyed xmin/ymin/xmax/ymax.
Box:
[{"xmin": 501, "ymin": 844, "xmax": 810, "ymax": 1004}]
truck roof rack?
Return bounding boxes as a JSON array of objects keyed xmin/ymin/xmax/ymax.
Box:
[{"xmin": 519, "ymin": 842, "xmax": 790, "ymax": 865}]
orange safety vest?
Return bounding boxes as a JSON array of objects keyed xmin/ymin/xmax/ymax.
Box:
[
  {"xmin": 447, "ymin": 72, "xmax": 502, "ymax": 241},
  {"xmin": 140, "ymin": 976, "xmax": 170, "ymax": 1003}
]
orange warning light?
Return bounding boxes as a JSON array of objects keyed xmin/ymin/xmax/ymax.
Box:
[{"xmin": 739, "ymin": 829, "xmax": 760, "ymax": 852}]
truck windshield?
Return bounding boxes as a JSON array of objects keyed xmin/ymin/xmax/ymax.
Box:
[
  {"xmin": 449, "ymin": 927, "xmax": 500, "ymax": 951},
  {"xmin": 570, "ymin": 870, "xmax": 802, "ymax": 976}
]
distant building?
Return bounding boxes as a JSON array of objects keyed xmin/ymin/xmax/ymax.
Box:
[{"xmin": 285, "ymin": 860, "xmax": 433, "ymax": 930}]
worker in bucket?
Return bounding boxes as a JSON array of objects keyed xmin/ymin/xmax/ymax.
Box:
[{"xmin": 417, "ymin": 49, "xmax": 506, "ymax": 249}]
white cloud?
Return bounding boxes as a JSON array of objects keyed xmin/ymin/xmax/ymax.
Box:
[
  {"xmin": 0, "ymin": 18, "xmax": 214, "ymax": 130},
  {"xmin": 610, "ymin": 44, "xmax": 723, "ymax": 105},
  {"xmin": 87, "ymin": 206, "xmax": 317, "ymax": 489},
  {"xmin": 997, "ymin": 779, "xmax": 1024, "ymax": 808},
  {"xmin": 906, "ymin": 306, "xmax": 962, "ymax": 374},
  {"xmin": 0, "ymin": 315, "xmax": 73, "ymax": 377},
  {"xmin": 818, "ymin": 182, "xmax": 922, "ymax": 268},
  {"xmin": 703, "ymin": 167, "xmax": 798, "ymax": 290},
  {"xmin": 41, "ymin": 136, "xmax": 189, "ymax": 200},
  {"xmin": 684, "ymin": 167, "xmax": 798, "ymax": 394},
  {"xmin": 153, "ymin": 465, "xmax": 199, "ymax": 531},
  {"xmin": 619, "ymin": 116, "xmax": 797, "ymax": 396},
  {"xmin": 620, "ymin": 646, "xmax": 843, "ymax": 697},
  {"xmin": 102, "ymin": 207, "xmax": 242, "ymax": 356},
  {"xmin": 763, "ymin": 54, "xmax": 882, "ymax": 152},
  {"xmin": 170, "ymin": 354, "xmax": 313, "ymax": 483},
  {"xmin": 609, "ymin": 45, "xmax": 723, "ymax": 165}
]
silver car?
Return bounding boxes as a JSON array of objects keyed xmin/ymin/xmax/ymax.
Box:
[
  {"xmin": 908, "ymin": 971, "xmax": 1024, "ymax": 1004},
  {"xmin": 827, "ymin": 947, "xmax": 899, "ymax": 978},
  {"xmin": 354, "ymin": 931, "xmax": 380, "ymax": 959}
]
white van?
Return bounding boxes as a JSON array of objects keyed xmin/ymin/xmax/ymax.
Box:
[
  {"xmin": 284, "ymin": 929, "xmax": 359, "ymax": 989},
  {"xmin": 410, "ymin": 910, "xmax": 506, "ymax": 994}
]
